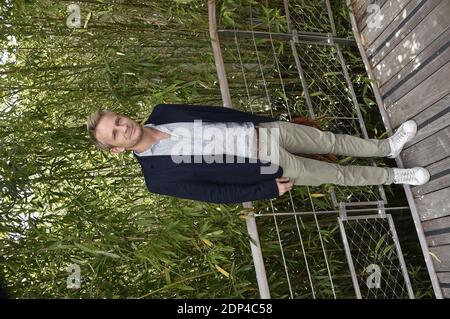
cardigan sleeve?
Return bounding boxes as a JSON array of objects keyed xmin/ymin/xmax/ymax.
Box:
[{"xmin": 146, "ymin": 179, "xmax": 280, "ymax": 204}]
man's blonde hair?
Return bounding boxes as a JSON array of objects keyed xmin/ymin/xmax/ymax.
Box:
[{"xmin": 86, "ymin": 110, "xmax": 116, "ymax": 150}]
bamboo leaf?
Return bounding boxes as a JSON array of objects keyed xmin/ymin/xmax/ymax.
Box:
[
  {"xmin": 215, "ymin": 264, "xmax": 230, "ymax": 278},
  {"xmin": 164, "ymin": 268, "xmax": 171, "ymax": 285},
  {"xmin": 95, "ymin": 250, "xmax": 120, "ymax": 259},
  {"xmin": 177, "ymin": 284, "xmax": 195, "ymax": 291},
  {"xmin": 201, "ymin": 238, "xmax": 213, "ymax": 247}
]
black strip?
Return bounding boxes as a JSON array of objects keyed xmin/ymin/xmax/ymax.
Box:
[
  {"xmin": 418, "ymin": 103, "xmax": 450, "ymax": 130},
  {"xmin": 440, "ymin": 283, "xmax": 450, "ymax": 288},
  {"xmin": 425, "ymin": 226, "xmax": 450, "ymax": 237},
  {"xmin": 382, "ymin": 39, "xmax": 450, "ymax": 99},
  {"xmin": 368, "ymin": 0, "xmax": 428, "ymax": 60},
  {"xmin": 429, "ymin": 167, "xmax": 450, "ymax": 182}
]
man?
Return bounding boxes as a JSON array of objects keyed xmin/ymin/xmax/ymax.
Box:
[{"xmin": 86, "ymin": 104, "xmax": 429, "ymax": 204}]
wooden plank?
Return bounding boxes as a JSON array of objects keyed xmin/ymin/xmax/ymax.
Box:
[
  {"xmin": 405, "ymin": 94, "xmax": 450, "ymax": 148},
  {"xmin": 381, "ymin": 32, "xmax": 450, "ymax": 107},
  {"xmin": 353, "ymin": 0, "xmax": 368, "ymax": 17},
  {"xmin": 444, "ymin": 288, "xmax": 450, "ymax": 299},
  {"xmin": 354, "ymin": 0, "xmax": 373, "ymax": 35},
  {"xmin": 423, "ymin": 216, "xmax": 450, "ymax": 246},
  {"xmin": 367, "ymin": 0, "xmax": 441, "ymax": 62},
  {"xmin": 400, "ymin": 125, "xmax": 450, "ymax": 167},
  {"xmin": 413, "ymin": 156, "xmax": 450, "ymax": 196},
  {"xmin": 357, "ymin": 0, "xmax": 390, "ymax": 32},
  {"xmin": 436, "ymin": 272, "xmax": 450, "ymax": 284},
  {"xmin": 416, "ymin": 187, "xmax": 450, "ymax": 221},
  {"xmin": 380, "ymin": 27, "xmax": 450, "ymax": 97},
  {"xmin": 354, "ymin": 0, "xmax": 367, "ymax": 19},
  {"xmin": 355, "ymin": 0, "xmax": 370, "ymax": 30},
  {"xmin": 361, "ymin": 0, "xmax": 412, "ymax": 48},
  {"xmin": 387, "ymin": 61, "xmax": 450, "ymax": 127},
  {"xmin": 370, "ymin": 0, "xmax": 448, "ymax": 80},
  {"xmin": 437, "ymin": 272, "xmax": 450, "ymax": 298},
  {"xmin": 442, "ymin": 287, "xmax": 450, "ymax": 298},
  {"xmin": 429, "ymin": 245, "xmax": 450, "ymax": 272},
  {"xmin": 356, "ymin": 0, "xmax": 370, "ymax": 16}
]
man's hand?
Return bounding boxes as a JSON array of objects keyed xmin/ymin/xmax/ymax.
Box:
[{"xmin": 276, "ymin": 177, "xmax": 294, "ymax": 196}]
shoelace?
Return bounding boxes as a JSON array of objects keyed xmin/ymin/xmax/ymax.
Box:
[
  {"xmin": 390, "ymin": 126, "xmax": 408, "ymax": 145},
  {"xmin": 394, "ymin": 169, "xmax": 416, "ymax": 183}
]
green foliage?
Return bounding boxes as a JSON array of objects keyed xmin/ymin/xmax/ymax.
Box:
[{"xmin": 0, "ymin": 0, "xmax": 432, "ymax": 299}]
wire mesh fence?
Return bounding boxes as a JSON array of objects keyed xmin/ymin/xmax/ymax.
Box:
[
  {"xmin": 211, "ymin": 0, "xmax": 413, "ymax": 298},
  {"xmin": 338, "ymin": 212, "xmax": 414, "ymax": 298}
]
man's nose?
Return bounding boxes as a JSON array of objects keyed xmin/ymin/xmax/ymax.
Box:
[{"xmin": 120, "ymin": 124, "xmax": 127, "ymax": 134}]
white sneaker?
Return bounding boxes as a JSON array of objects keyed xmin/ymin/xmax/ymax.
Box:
[
  {"xmin": 393, "ymin": 167, "xmax": 430, "ymax": 185},
  {"xmin": 387, "ymin": 120, "xmax": 417, "ymax": 158}
]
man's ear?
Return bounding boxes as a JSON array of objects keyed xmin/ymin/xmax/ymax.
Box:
[{"xmin": 110, "ymin": 147, "xmax": 125, "ymax": 154}]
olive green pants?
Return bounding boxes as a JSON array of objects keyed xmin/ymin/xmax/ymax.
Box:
[{"xmin": 256, "ymin": 121, "xmax": 394, "ymax": 186}]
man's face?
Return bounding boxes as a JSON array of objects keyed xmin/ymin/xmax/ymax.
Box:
[{"xmin": 95, "ymin": 113, "xmax": 143, "ymax": 153}]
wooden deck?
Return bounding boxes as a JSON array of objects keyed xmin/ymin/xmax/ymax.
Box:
[{"xmin": 349, "ymin": 0, "xmax": 450, "ymax": 298}]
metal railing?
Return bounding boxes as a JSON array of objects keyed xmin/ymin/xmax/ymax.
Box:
[{"xmin": 208, "ymin": 0, "xmax": 415, "ymax": 299}]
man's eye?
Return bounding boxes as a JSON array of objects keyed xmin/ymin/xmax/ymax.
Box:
[{"xmin": 113, "ymin": 116, "xmax": 123, "ymax": 139}]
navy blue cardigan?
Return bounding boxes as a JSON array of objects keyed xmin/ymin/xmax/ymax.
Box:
[{"xmin": 133, "ymin": 104, "xmax": 284, "ymax": 204}]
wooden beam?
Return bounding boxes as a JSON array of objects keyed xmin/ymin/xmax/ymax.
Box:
[
  {"xmin": 387, "ymin": 62, "xmax": 450, "ymax": 127},
  {"xmin": 423, "ymin": 215, "xmax": 450, "ymax": 246},
  {"xmin": 416, "ymin": 187, "xmax": 450, "ymax": 221},
  {"xmin": 361, "ymin": 0, "xmax": 412, "ymax": 48},
  {"xmin": 401, "ymin": 126, "xmax": 450, "ymax": 167},
  {"xmin": 413, "ymin": 156, "xmax": 450, "ymax": 197},
  {"xmin": 430, "ymin": 245, "xmax": 450, "ymax": 272},
  {"xmin": 208, "ymin": 0, "xmax": 232, "ymax": 108}
]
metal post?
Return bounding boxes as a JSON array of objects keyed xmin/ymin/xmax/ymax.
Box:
[
  {"xmin": 208, "ymin": 0, "xmax": 232, "ymax": 107},
  {"xmin": 245, "ymin": 208, "xmax": 271, "ymax": 299},
  {"xmin": 387, "ymin": 214, "xmax": 415, "ymax": 299},
  {"xmin": 338, "ymin": 216, "xmax": 362, "ymax": 298}
]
